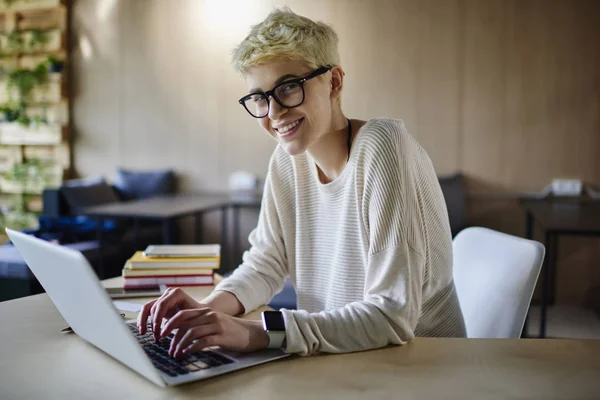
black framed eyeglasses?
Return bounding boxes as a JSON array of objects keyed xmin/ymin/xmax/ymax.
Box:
[{"xmin": 238, "ymin": 65, "xmax": 333, "ymax": 118}]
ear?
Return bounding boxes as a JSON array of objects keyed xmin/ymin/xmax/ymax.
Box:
[{"xmin": 329, "ymin": 66, "xmax": 344, "ymax": 102}]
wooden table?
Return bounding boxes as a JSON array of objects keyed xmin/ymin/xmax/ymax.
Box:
[
  {"xmin": 520, "ymin": 197, "xmax": 600, "ymax": 337},
  {"xmin": 1, "ymin": 277, "xmax": 599, "ymax": 399}
]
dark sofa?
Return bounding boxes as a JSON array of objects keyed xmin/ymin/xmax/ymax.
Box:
[{"xmin": 0, "ymin": 168, "xmax": 177, "ymax": 301}]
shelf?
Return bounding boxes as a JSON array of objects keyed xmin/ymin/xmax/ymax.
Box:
[
  {"xmin": 0, "ymin": 28, "xmax": 63, "ymax": 56},
  {"xmin": 0, "ymin": 144, "xmax": 20, "ymax": 171},
  {"xmin": 0, "ymin": 186, "xmax": 42, "ymax": 194},
  {"xmin": 0, "ymin": 181, "xmax": 58, "ymax": 195},
  {"xmin": 23, "ymin": 141, "xmax": 69, "ymax": 167},
  {"xmin": 0, "ymin": 122, "xmax": 67, "ymax": 145},
  {"xmin": 2, "ymin": 211, "xmax": 39, "ymax": 231},
  {"xmin": 0, "ymin": 72, "xmax": 64, "ymax": 103},
  {"xmin": 0, "ymin": 100, "xmax": 71, "ymax": 126},
  {"xmin": 0, "ymin": 52, "xmax": 66, "ymax": 75},
  {"xmin": 0, "ymin": 163, "xmax": 63, "ymax": 194},
  {"xmin": 26, "ymin": 100, "xmax": 69, "ymax": 125},
  {"xmin": 15, "ymin": 5, "xmax": 66, "ymax": 31},
  {"xmin": 0, "ymin": 142, "xmax": 69, "ymax": 172},
  {"xmin": 0, "ymin": 101, "xmax": 70, "ymax": 127},
  {"xmin": 26, "ymin": 193, "xmax": 42, "ymax": 211},
  {"xmin": 0, "ymin": 0, "xmax": 70, "ymax": 217},
  {"xmin": 0, "ymin": 1, "xmax": 63, "ymax": 14},
  {"xmin": 2, "ymin": 47, "xmax": 65, "ymax": 58}
]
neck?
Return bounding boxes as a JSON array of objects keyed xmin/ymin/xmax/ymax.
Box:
[{"xmin": 306, "ymin": 109, "xmax": 349, "ymax": 184}]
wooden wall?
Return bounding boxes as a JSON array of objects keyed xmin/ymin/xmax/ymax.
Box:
[{"xmin": 71, "ymin": 0, "xmax": 600, "ymax": 304}]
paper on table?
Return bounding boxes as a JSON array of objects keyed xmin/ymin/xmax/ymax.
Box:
[{"xmin": 113, "ymin": 301, "xmax": 143, "ymax": 313}]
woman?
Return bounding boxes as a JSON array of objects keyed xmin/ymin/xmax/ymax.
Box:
[{"xmin": 138, "ymin": 8, "xmax": 466, "ymax": 358}]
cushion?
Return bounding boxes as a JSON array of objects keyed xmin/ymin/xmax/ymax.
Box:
[
  {"xmin": 113, "ymin": 168, "xmax": 176, "ymax": 201},
  {"xmin": 60, "ymin": 176, "xmax": 119, "ymax": 212},
  {"xmin": 268, "ymin": 278, "xmax": 298, "ymax": 310},
  {"xmin": 0, "ymin": 241, "xmax": 101, "ymax": 280},
  {"xmin": 0, "ymin": 244, "xmax": 34, "ymax": 279}
]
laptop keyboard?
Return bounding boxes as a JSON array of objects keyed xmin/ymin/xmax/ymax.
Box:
[{"xmin": 127, "ymin": 323, "xmax": 235, "ymax": 377}]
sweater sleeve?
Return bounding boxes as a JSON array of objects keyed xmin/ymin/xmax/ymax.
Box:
[
  {"xmin": 212, "ymin": 167, "xmax": 288, "ymax": 315},
  {"xmin": 281, "ymin": 120, "xmax": 432, "ymax": 355},
  {"xmin": 281, "ymin": 244, "xmax": 424, "ymax": 355}
]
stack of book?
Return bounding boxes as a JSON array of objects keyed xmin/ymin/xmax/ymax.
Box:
[{"xmin": 122, "ymin": 245, "xmax": 220, "ymax": 289}]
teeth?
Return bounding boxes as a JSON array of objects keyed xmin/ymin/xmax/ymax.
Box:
[{"xmin": 277, "ymin": 120, "xmax": 300, "ymax": 133}]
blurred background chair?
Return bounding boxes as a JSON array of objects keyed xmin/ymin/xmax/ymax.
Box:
[{"xmin": 438, "ymin": 173, "xmax": 467, "ymax": 238}]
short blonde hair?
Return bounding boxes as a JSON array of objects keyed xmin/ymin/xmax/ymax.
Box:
[{"xmin": 232, "ymin": 7, "xmax": 340, "ymax": 76}]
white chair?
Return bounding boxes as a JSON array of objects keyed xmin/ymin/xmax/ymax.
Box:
[{"xmin": 453, "ymin": 227, "xmax": 545, "ymax": 338}]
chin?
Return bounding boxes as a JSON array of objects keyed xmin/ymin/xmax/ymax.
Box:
[{"xmin": 280, "ymin": 140, "xmax": 306, "ymax": 156}]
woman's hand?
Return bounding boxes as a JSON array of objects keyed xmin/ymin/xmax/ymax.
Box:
[
  {"xmin": 137, "ymin": 287, "xmax": 202, "ymax": 341},
  {"xmin": 160, "ymin": 308, "xmax": 269, "ymax": 358}
]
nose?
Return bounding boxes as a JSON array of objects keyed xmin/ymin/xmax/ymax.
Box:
[{"xmin": 267, "ymin": 96, "xmax": 287, "ymax": 120}]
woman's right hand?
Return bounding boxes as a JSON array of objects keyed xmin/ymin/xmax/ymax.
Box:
[{"xmin": 137, "ymin": 287, "xmax": 203, "ymax": 341}]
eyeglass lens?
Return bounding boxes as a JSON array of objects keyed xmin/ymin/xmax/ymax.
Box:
[{"xmin": 244, "ymin": 81, "xmax": 304, "ymax": 117}]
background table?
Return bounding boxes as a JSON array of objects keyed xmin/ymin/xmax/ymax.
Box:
[
  {"xmin": 520, "ymin": 197, "xmax": 600, "ymax": 338},
  {"xmin": 1, "ymin": 276, "xmax": 599, "ymax": 399},
  {"xmin": 82, "ymin": 192, "xmax": 263, "ymax": 273},
  {"xmin": 82, "ymin": 194, "xmax": 228, "ymax": 245}
]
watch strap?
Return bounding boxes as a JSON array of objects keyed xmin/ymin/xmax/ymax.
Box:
[{"xmin": 266, "ymin": 331, "xmax": 286, "ymax": 349}]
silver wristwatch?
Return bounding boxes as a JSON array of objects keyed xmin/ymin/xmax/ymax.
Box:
[{"xmin": 261, "ymin": 311, "xmax": 286, "ymax": 349}]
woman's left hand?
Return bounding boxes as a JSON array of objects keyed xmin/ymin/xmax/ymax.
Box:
[{"xmin": 158, "ymin": 307, "xmax": 270, "ymax": 358}]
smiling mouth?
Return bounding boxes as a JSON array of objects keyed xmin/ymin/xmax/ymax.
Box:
[{"xmin": 274, "ymin": 118, "xmax": 303, "ymax": 137}]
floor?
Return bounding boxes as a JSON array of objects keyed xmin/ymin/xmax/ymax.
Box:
[{"xmin": 525, "ymin": 305, "xmax": 600, "ymax": 339}]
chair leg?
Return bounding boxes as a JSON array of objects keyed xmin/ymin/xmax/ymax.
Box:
[
  {"xmin": 549, "ymin": 234, "xmax": 559, "ymax": 306},
  {"xmin": 539, "ymin": 232, "xmax": 553, "ymax": 338}
]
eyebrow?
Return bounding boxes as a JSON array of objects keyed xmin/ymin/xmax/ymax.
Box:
[{"xmin": 249, "ymin": 73, "xmax": 300, "ymax": 94}]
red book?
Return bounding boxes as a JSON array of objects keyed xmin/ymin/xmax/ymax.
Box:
[
  {"xmin": 124, "ymin": 283, "xmax": 215, "ymax": 290},
  {"xmin": 123, "ymin": 273, "xmax": 214, "ymax": 279}
]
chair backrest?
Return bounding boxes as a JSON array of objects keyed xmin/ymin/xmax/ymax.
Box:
[
  {"xmin": 453, "ymin": 227, "xmax": 545, "ymax": 338},
  {"xmin": 438, "ymin": 173, "xmax": 467, "ymax": 237}
]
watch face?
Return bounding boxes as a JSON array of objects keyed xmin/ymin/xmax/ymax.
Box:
[{"xmin": 263, "ymin": 311, "xmax": 285, "ymax": 331}]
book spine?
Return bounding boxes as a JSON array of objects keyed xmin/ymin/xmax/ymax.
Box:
[
  {"xmin": 122, "ymin": 269, "xmax": 214, "ymax": 277},
  {"xmin": 123, "ymin": 274, "xmax": 214, "ymax": 279},
  {"xmin": 124, "ymin": 283, "xmax": 214, "ymax": 289},
  {"xmin": 123, "ymin": 263, "xmax": 215, "ymax": 274},
  {"xmin": 123, "ymin": 276, "xmax": 214, "ymax": 286},
  {"xmin": 129, "ymin": 263, "xmax": 219, "ymax": 269}
]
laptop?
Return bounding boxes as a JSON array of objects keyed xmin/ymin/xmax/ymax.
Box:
[{"xmin": 6, "ymin": 228, "xmax": 290, "ymax": 387}]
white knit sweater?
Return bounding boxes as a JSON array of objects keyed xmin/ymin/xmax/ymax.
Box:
[{"xmin": 215, "ymin": 118, "xmax": 466, "ymax": 355}]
